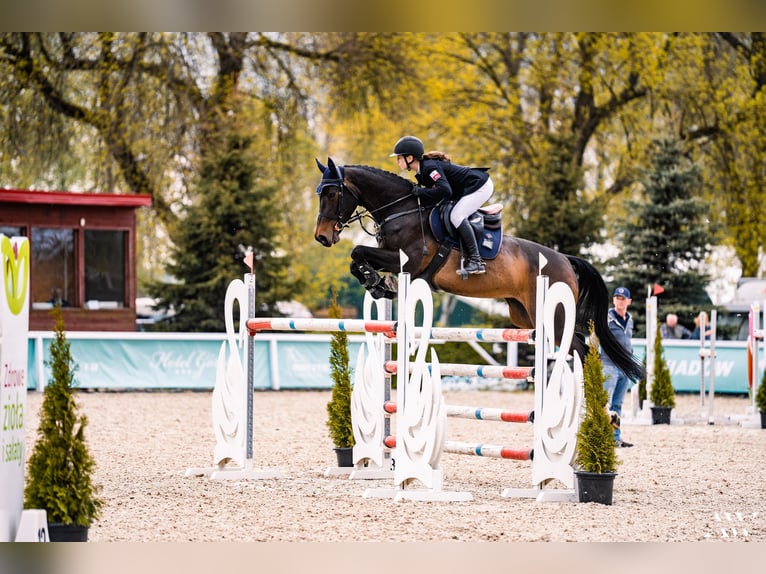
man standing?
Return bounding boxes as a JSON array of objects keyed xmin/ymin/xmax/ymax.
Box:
[
  {"xmin": 601, "ymin": 286, "xmax": 635, "ymax": 447},
  {"xmin": 660, "ymin": 313, "xmax": 692, "ymax": 339}
]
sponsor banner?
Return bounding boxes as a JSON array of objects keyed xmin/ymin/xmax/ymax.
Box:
[
  {"xmin": 27, "ymin": 333, "xmax": 363, "ymax": 391},
  {"xmin": 1, "ymin": 235, "xmax": 30, "ymax": 542},
  {"xmin": 632, "ymin": 340, "xmax": 761, "ymax": 394},
  {"xmin": 24, "ymin": 332, "xmax": 760, "ymax": 395}
]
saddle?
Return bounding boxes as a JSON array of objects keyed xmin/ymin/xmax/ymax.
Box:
[
  {"xmin": 429, "ymin": 201, "xmax": 503, "ymax": 259},
  {"xmin": 420, "ymin": 202, "xmax": 504, "ymax": 289}
]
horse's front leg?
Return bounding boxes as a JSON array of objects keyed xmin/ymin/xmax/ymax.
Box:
[{"xmin": 350, "ymin": 245, "xmax": 401, "ymax": 300}]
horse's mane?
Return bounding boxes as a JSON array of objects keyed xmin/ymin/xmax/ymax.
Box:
[{"xmin": 347, "ymin": 164, "xmax": 413, "ymax": 191}]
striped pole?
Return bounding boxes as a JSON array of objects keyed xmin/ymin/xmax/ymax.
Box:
[
  {"xmin": 383, "ymin": 401, "xmax": 532, "ymax": 423},
  {"xmin": 247, "ymin": 316, "xmax": 534, "ymax": 344},
  {"xmin": 247, "ymin": 317, "xmax": 396, "ymax": 337},
  {"xmin": 383, "ymin": 360, "xmax": 533, "ymax": 381},
  {"xmin": 383, "ymin": 436, "xmax": 532, "ymax": 461}
]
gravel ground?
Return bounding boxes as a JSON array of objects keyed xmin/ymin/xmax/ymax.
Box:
[{"xmin": 22, "ymin": 388, "xmax": 766, "ymax": 544}]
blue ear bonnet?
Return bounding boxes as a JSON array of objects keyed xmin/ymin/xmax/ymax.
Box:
[{"xmin": 316, "ymin": 163, "xmax": 345, "ymax": 195}]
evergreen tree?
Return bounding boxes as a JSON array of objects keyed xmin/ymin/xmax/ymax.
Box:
[
  {"xmin": 24, "ymin": 307, "xmax": 104, "ymax": 527},
  {"xmin": 515, "ymin": 133, "xmax": 604, "ymax": 255},
  {"xmin": 325, "ymin": 291, "xmax": 354, "ymax": 448},
  {"xmin": 575, "ymin": 328, "xmax": 618, "ymax": 474},
  {"xmin": 611, "ymin": 138, "xmax": 714, "ymax": 336},
  {"xmin": 148, "ymin": 102, "xmax": 298, "ymax": 331},
  {"xmin": 649, "ymin": 324, "xmax": 676, "ymax": 408}
]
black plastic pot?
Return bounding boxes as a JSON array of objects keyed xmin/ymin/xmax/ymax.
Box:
[
  {"xmin": 651, "ymin": 406, "xmax": 672, "ymax": 425},
  {"xmin": 48, "ymin": 523, "xmax": 89, "ymax": 542},
  {"xmin": 333, "ymin": 447, "xmax": 354, "ymax": 467},
  {"xmin": 575, "ymin": 471, "xmax": 617, "ymax": 505}
]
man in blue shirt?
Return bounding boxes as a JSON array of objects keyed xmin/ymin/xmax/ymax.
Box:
[{"xmin": 601, "ymin": 286, "xmax": 636, "ymax": 447}]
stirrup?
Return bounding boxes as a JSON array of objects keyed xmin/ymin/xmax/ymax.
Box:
[{"xmin": 457, "ymin": 258, "xmax": 486, "ymax": 276}]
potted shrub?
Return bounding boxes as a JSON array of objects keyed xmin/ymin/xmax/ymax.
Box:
[
  {"xmin": 649, "ymin": 324, "xmax": 676, "ymax": 424},
  {"xmin": 325, "ymin": 292, "xmax": 354, "ymax": 466},
  {"xmin": 24, "ymin": 307, "xmax": 104, "ymax": 541},
  {"xmin": 574, "ymin": 328, "xmax": 619, "ymax": 504},
  {"xmin": 755, "ymin": 368, "xmax": 766, "ymax": 429}
]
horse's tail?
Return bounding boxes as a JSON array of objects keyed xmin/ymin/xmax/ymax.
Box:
[{"xmin": 567, "ymin": 255, "xmax": 645, "ymax": 382}]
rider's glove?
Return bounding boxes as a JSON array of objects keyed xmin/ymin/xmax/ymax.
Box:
[{"xmin": 412, "ymin": 185, "xmax": 426, "ymax": 198}]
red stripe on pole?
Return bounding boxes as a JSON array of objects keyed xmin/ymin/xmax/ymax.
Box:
[
  {"xmin": 500, "ymin": 448, "xmax": 532, "ymax": 461},
  {"xmin": 500, "ymin": 411, "xmax": 532, "ymax": 423},
  {"xmin": 383, "ymin": 401, "xmax": 397, "ymax": 414},
  {"xmin": 384, "ymin": 435, "xmax": 396, "ymax": 448},
  {"xmin": 500, "ymin": 328, "xmax": 534, "ymax": 342}
]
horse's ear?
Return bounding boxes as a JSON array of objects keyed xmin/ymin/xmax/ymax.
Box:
[
  {"xmin": 316, "ymin": 158, "xmax": 327, "ymax": 173},
  {"xmin": 327, "ymin": 157, "xmax": 337, "ymax": 173}
]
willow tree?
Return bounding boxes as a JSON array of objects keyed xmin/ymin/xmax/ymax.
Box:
[{"xmin": 0, "ymin": 32, "xmax": 415, "ymax": 227}]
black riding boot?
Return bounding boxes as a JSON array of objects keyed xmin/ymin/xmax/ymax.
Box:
[{"xmin": 456, "ymin": 220, "xmax": 486, "ymax": 275}]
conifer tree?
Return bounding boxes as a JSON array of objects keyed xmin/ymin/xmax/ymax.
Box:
[
  {"xmin": 325, "ymin": 291, "xmax": 354, "ymax": 448},
  {"xmin": 515, "ymin": 133, "xmax": 604, "ymax": 255},
  {"xmin": 575, "ymin": 329, "xmax": 618, "ymax": 474},
  {"xmin": 24, "ymin": 307, "xmax": 104, "ymax": 527},
  {"xmin": 649, "ymin": 324, "xmax": 676, "ymax": 408},
  {"xmin": 149, "ymin": 101, "xmax": 298, "ymax": 331},
  {"xmin": 611, "ymin": 138, "xmax": 714, "ymax": 336}
]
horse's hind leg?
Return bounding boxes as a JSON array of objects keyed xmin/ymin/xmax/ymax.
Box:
[{"xmin": 504, "ymin": 298, "xmax": 535, "ymax": 329}]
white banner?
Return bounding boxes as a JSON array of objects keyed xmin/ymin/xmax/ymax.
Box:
[{"xmin": 0, "ymin": 234, "xmax": 30, "ymax": 541}]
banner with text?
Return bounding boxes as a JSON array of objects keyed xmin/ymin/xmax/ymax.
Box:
[{"xmin": 1, "ymin": 235, "xmax": 30, "ymax": 542}]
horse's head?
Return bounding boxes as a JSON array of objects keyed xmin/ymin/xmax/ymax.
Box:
[{"xmin": 313, "ymin": 157, "xmax": 360, "ymax": 247}]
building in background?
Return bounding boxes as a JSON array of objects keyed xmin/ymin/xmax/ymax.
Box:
[{"xmin": 0, "ymin": 189, "xmax": 151, "ymax": 331}]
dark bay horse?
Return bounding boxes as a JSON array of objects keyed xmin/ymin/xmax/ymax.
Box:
[{"xmin": 313, "ymin": 158, "xmax": 644, "ymax": 381}]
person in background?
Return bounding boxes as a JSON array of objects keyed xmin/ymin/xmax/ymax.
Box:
[
  {"xmin": 691, "ymin": 311, "xmax": 712, "ymax": 340},
  {"xmin": 390, "ymin": 135, "xmax": 493, "ymax": 276},
  {"xmin": 660, "ymin": 313, "xmax": 692, "ymax": 339},
  {"xmin": 601, "ymin": 286, "xmax": 636, "ymax": 448}
]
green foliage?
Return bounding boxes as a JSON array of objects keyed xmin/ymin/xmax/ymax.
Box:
[
  {"xmin": 325, "ymin": 292, "xmax": 354, "ymax": 448},
  {"xmin": 514, "ymin": 133, "xmax": 605, "ymax": 254},
  {"xmin": 3, "ymin": 33, "xmax": 766, "ymax": 292},
  {"xmin": 24, "ymin": 307, "xmax": 104, "ymax": 527},
  {"xmin": 611, "ymin": 137, "xmax": 715, "ymax": 336},
  {"xmin": 576, "ymin": 331, "xmax": 618, "ymax": 474},
  {"xmin": 148, "ymin": 100, "xmax": 299, "ymax": 331},
  {"xmin": 755, "ymin": 368, "xmax": 766, "ymax": 413},
  {"xmin": 649, "ymin": 325, "xmax": 676, "ymax": 408}
]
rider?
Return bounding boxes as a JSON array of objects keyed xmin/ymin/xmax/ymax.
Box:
[{"xmin": 390, "ymin": 135, "xmax": 493, "ymax": 275}]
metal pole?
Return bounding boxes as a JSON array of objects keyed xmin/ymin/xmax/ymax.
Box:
[
  {"xmin": 699, "ymin": 312, "xmax": 706, "ymax": 410},
  {"xmin": 708, "ymin": 310, "xmax": 717, "ymax": 425},
  {"xmin": 246, "ymin": 271, "xmax": 255, "ymax": 463}
]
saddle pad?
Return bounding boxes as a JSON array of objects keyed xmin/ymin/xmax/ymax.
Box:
[{"xmin": 429, "ymin": 208, "xmax": 502, "ymax": 260}]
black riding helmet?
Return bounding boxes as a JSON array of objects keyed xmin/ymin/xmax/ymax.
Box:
[{"xmin": 390, "ymin": 135, "xmax": 424, "ymax": 159}]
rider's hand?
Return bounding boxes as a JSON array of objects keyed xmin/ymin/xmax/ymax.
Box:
[{"xmin": 412, "ymin": 185, "xmax": 425, "ymax": 198}]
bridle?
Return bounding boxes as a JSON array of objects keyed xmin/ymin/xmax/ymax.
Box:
[{"xmin": 317, "ymin": 172, "xmax": 416, "ymax": 237}]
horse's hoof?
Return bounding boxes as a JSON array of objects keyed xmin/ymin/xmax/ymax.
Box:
[{"xmin": 370, "ymin": 286, "xmax": 396, "ymax": 300}]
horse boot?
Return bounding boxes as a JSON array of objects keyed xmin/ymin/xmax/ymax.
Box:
[{"xmin": 456, "ymin": 220, "xmax": 486, "ymax": 275}]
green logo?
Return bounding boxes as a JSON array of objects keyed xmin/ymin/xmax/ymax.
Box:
[{"xmin": 2, "ymin": 235, "xmax": 30, "ymax": 315}]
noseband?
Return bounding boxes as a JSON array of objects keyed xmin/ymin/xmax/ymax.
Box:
[
  {"xmin": 316, "ymin": 176, "xmax": 364, "ymax": 232},
  {"xmin": 316, "ymin": 166, "xmax": 422, "ymax": 237}
]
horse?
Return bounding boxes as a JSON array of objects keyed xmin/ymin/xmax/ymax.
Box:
[{"xmin": 313, "ymin": 157, "xmax": 644, "ymax": 382}]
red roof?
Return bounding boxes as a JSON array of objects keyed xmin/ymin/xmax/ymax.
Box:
[{"xmin": 0, "ymin": 189, "xmax": 152, "ymax": 207}]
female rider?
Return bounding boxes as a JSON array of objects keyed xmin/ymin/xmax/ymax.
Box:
[{"xmin": 390, "ymin": 135, "xmax": 493, "ymax": 275}]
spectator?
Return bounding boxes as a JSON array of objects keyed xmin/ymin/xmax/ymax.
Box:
[
  {"xmin": 691, "ymin": 311, "xmax": 712, "ymax": 340},
  {"xmin": 660, "ymin": 313, "xmax": 692, "ymax": 339},
  {"xmin": 600, "ymin": 286, "xmax": 636, "ymax": 448}
]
